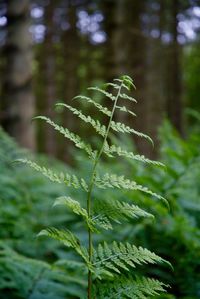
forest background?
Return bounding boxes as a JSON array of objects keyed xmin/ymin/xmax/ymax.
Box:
[
  {"xmin": 1, "ymin": 0, "xmax": 200, "ymax": 159},
  {"xmin": 0, "ymin": 0, "xmax": 200, "ymax": 299}
]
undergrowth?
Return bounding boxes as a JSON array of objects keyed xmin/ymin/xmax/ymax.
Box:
[{"xmin": 1, "ymin": 80, "xmax": 200, "ymax": 298}]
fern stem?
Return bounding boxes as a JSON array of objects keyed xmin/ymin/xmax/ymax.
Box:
[{"xmin": 87, "ymin": 83, "xmax": 123, "ymax": 299}]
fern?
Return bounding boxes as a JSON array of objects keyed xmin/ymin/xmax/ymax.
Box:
[
  {"xmin": 96, "ymin": 275, "xmax": 168, "ymax": 299},
  {"xmin": 87, "ymin": 87, "xmax": 116, "ymax": 101},
  {"xmin": 110, "ymin": 120, "xmax": 153, "ymax": 144},
  {"xmin": 17, "ymin": 75, "xmax": 170, "ymax": 298},
  {"xmin": 73, "ymin": 95, "xmax": 112, "ymax": 117},
  {"xmin": 38, "ymin": 228, "xmax": 90, "ymax": 266},
  {"xmin": 93, "ymin": 241, "xmax": 170, "ymax": 278},
  {"xmin": 34, "ymin": 116, "xmax": 96, "ymax": 159},
  {"xmin": 53, "ymin": 196, "xmax": 99, "ymax": 232},
  {"xmin": 116, "ymin": 105, "xmax": 137, "ymax": 116},
  {"xmin": 94, "ymin": 172, "xmax": 168, "ymax": 206},
  {"xmin": 93, "ymin": 197, "xmax": 154, "ymax": 223},
  {"xmin": 0, "ymin": 242, "xmax": 86, "ymax": 299},
  {"xmin": 55, "ymin": 103, "xmax": 107, "ymax": 137},
  {"xmin": 16, "ymin": 158, "xmax": 89, "ymax": 191},
  {"xmin": 103, "ymin": 141, "xmax": 165, "ymax": 166}
]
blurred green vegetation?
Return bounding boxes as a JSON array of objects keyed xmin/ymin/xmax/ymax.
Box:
[
  {"xmin": 185, "ymin": 43, "xmax": 200, "ymax": 114},
  {"xmin": 0, "ymin": 113, "xmax": 200, "ymax": 298}
]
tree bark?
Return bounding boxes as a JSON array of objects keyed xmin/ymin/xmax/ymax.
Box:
[
  {"xmin": 1, "ymin": 0, "xmax": 35, "ymax": 150},
  {"xmin": 103, "ymin": 0, "xmax": 150, "ymax": 156},
  {"xmin": 58, "ymin": 1, "xmax": 79, "ymax": 162},
  {"xmin": 43, "ymin": 1, "xmax": 57, "ymax": 156},
  {"xmin": 166, "ymin": 0, "xmax": 183, "ymax": 134}
]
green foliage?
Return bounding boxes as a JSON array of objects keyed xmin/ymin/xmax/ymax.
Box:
[
  {"xmin": 0, "ymin": 242, "xmax": 86, "ymax": 299},
  {"xmin": 0, "ymin": 127, "xmax": 88, "ymax": 298},
  {"xmin": 16, "ymin": 158, "xmax": 89, "ymax": 191},
  {"xmin": 93, "ymin": 241, "xmax": 170, "ymax": 278},
  {"xmin": 56, "ymin": 103, "xmax": 107, "ymax": 137},
  {"xmin": 94, "ymin": 173, "xmax": 167, "ymax": 206},
  {"xmin": 184, "ymin": 43, "xmax": 200, "ymax": 113},
  {"xmin": 34, "ymin": 116, "xmax": 96, "ymax": 159},
  {"xmin": 73, "ymin": 95, "xmax": 112, "ymax": 117},
  {"xmin": 96, "ymin": 275, "xmax": 167, "ymax": 299},
  {"xmin": 1, "ymin": 107, "xmax": 200, "ymax": 298},
  {"xmin": 95, "ymin": 119, "xmax": 200, "ymax": 298},
  {"xmin": 103, "ymin": 142, "xmax": 164, "ymax": 166},
  {"xmin": 93, "ymin": 197, "xmax": 154, "ymax": 224},
  {"xmin": 38, "ymin": 228, "xmax": 89, "ymax": 265},
  {"xmin": 16, "ymin": 75, "xmax": 170, "ymax": 298}
]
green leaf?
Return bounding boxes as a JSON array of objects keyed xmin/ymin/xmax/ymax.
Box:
[
  {"xmin": 118, "ymin": 93, "xmax": 137, "ymax": 102},
  {"xmin": 56, "ymin": 103, "xmax": 106, "ymax": 137},
  {"xmin": 88, "ymin": 86, "xmax": 116, "ymax": 101},
  {"xmin": 33, "ymin": 116, "xmax": 96, "ymax": 159},
  {"xmin": 74, "ymin": 95, "xmax": 112, "ymax": 117},
  {"xmin": 116, "ymin": 105, "xmax": 137, "ymax": 116},
  {"xmin": 94, "ymin": 197, "xmax": 154, "ymax": 223},
  {"xmin": 93, "ymin": 241, "xmax": 170, "ymax": 277},
  {"xmin": 53, "ymin": 196, "xmax": 97, "ymax": 232},
  {"xmin": 96, "ymin": 275, "xmax": 168, "ymax": 298},
  {"xmin": 95, "ymin": 172, "xmax": 168, "ymax": 207},
  {"xmin": 110, "ymin": 120, "xmax": 154, "ymax": 145},
  {"xmin": 38, "ymin": 227, "xmax": 89, "ymax": 264},
  {"xmin": 15, "ymin": 159, "xmax": 88, "ymax": 191},
  {"xmin": 103, "ymin": 142, "xmax": 165, "ymax": 167}
]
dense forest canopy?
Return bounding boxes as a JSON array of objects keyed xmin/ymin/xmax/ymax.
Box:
[{"xmin": 0, "ymin": 0, "xmax": 200, "ymax": 160}]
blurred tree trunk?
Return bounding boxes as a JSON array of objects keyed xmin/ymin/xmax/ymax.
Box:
[
  {"xmin": 127, "ymin": 0, "xmax": 152, "ymax": 157},
  {"xmin": 166, "ymin": 0, "xmax": 183, "ymax": 134},
  {"xmin": 103, "ymin": 0, "xmax": 151, "ymax": 156},
  {"xmin": 102, "ymin": 0, "xmax": 118, "ymax": 82},
  {"xmin": 144, "ymin": 0, "xmax": 166, "ymax": 157},
  {"xmin": 2, "ymin": 0, "xmax": 35, "ymax": 150},
  {"xmin": 58, "ymin": 1, "xmax": 79, "ymax": 162},
  {"xmin": 43, "ymin": 1, "xmax": 57, "ymax": 156}
]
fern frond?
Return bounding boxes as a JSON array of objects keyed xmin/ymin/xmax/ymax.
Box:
[
  {"xmin": 119, "ymin": 93, "xmax": 137, "ymax": 103},
  {"xmin": 92, "ymin": 214, "xmax": 113, "ymax": 231},
  {"xmin": 88, "ymin": 87, "xmax": 116, "ymax": 101},
  {"xmin": 53, "ymin": 196, "xmax": 97, "ymax": 232},
  {"xmin": 16, "ymin": 159, "xmax": 88, "ymax": 191},
  {"xmin": 94, "ymin": 197, "xmax": 153, "ymax": 223},
  {"xmin": 104, "ymin": 82, "xmax": 120, "ymax": 89},
  {"xmin": 96, "ymin": 275, "xmax": 168, "ymax": 298},
  {"xmin": 53, "ymin": 197, "xmax": 112, "ymax": 232},
  {"xmin": 121, "ymin": 74, "xmax": 136, "ymax": 90},
  {"xmin": 56, "ymin": 103, "xmax": 106, "ymax": 137},
  {"xmin": 113, "ymin": 76, "xmax": 136, "ymax": 91},
  {"xmin": 116, "ymin": 105, "xmax": 137, "ymax": 116},
  {"xmin": 38, "ymin": 227, "xmax": 89, "ymax": 264},
  {"xmin": 110, "ymin": 120, "xmax": 153, "ymax": 145},
  {"xmin": 73, "ymin": 95, "xmax": 111, "ymax": 117},
  {"xmin": 93, "ymin": 241, "xmax": 169, "ymax": 277},
  {"xmin": 103, "ymin": 143, "xmax": 165, "ymax": 167},
  {"xmin": 95, "ymin": 173, "xmax": 168, "ymax": 205},
  {"xmin": 34, "ymin": 116, "xmax": 96, "ymax": 159}
]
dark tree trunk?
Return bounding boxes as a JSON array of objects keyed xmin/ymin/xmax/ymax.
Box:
[
  {"xmin": 58, "ymin": 1, "xmax": 79, "ymax": 162},
  {"xmin": 43, "ymin": 2, "xmax": 57, "ymax": 156},
  {"xmin": 144, "ymin": 0, "xmax": 166, "ymax": 157},
  {"xmin": 1, "ymin": 0, "xmax": 35, "ymax": 150},
  {"xmin": 103, "ymin": 0, "xmax": 150, "ymax": 155},
  {"xmin": 166, "ymin": 0, "xmax": 183, "ymax": 134}
]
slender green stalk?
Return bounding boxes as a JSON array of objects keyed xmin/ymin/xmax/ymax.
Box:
[{"xmin": 87, "ymin": 83, "xmax": 123, "ymax": 299}]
